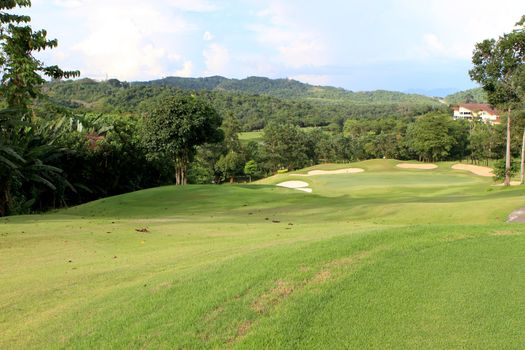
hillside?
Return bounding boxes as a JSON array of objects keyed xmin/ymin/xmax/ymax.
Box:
[
  {"xmin": 3, "ymin": 160, "xmax": 525, "ymax": 348},
  {"xmin": 444, "ymin": 88, "xmax": 488, "ymax": 104},
  {"xmin": 137, "ymin": 76, "xmax": 442, "ymax": 105},
  {"xmin": 43, "ymin": 77, "xmax": 448, "ymax": 130}
]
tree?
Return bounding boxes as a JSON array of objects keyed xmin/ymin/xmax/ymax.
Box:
[
  {"xmin": 469, "ymin": 15, "xmax": 525, "ymax": 186},
  {"xmin": 216, "ymin": 151, "xmax": 244, "ymax": 183},
  {"xmin": 0, "ymin": 1, "xmax": 79, "ymax": 215},
  {"xmin": 406, "ymin": 114, "xmax": 457, "ymax": 162},
  {"xmin": 142, "ymin": 93, "xmax": 223, "ymax": 185},
  {"xmin": 243, "ymin": 160, "xmax": 258, "ymax": 181},
  {"xmin": 262, "ymin": 123, "xmax": 310, "ymax": 171}
]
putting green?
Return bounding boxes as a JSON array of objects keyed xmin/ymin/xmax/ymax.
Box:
[{"xmin": 2, "ymin": 159, "xmax": 525, "ymax": 349}]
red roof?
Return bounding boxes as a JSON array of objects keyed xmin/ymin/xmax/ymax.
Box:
[{"xmin": 459, "ymin": 103, "xmax": 498, "ymax": 115}]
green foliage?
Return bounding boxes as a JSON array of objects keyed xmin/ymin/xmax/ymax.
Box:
[
  {"xmin": 263, "ymin": 123, "xmax": 312, "ymax": 171},
  {"xmin": 406, "ymin": 113, "xmax": 462, "ymax": 162},
  {"xmin": 469, "ymin": 17, "xmax": 525, "ymax": 108},
  {"xmin": 243, "ymin": 159, "xmax": 259, "ymax": 178},
  {"xmin": 0, "ymin": 1, "xmax": 79, "ymax": 215},
  {"xmin": 43, "ymin": 78, "xmax": 448, "ymax": 131},
  {"xmin": 216, "ymin": 151, "xmax": 245, "ymax": 183},
  {"xmin": 445, "ymin": 88, "xmax": 488, "ymax": 104},
  {"xmin": 142, "ymin": 93, "xmax": 223, "ymax": 185},
  {"xmin": 0, "ymin": 1, "xmax": 79, "ymax": 110},
  {"xmin": 493, "ymin": 158, "xmax": 519, "ymax": 180}
]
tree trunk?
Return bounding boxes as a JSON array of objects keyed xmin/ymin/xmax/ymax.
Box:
[
  {"xmin": 175, "ymin": 154, "xmax": 189, "ymax": 185},
  {"xmin": 504, "ymin": 108, "xmax": 512, "ymax": 187},
  {"xmin": 521, "ymin": 127, "xmax": 525, "ymax": 185}
]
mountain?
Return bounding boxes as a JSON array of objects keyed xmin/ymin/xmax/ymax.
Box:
[
  {"xmin": 444, "ymin": 88, "xmax": 488, "ymax": 104},
  {"xmin": 403, "ymin": 87, "xmax": 461, "ymax": 98},
  {"xmin": 43, "ymin": 76, "xmax": 450, "ymax": 131},
  {"xmin": 135, "ymin": 76, "xmax": 441, "ymax": 105}
]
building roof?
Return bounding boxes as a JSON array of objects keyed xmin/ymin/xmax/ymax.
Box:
[{"xmin": 459, "ymin": 103, "xmax": 498, "ymax": 115}]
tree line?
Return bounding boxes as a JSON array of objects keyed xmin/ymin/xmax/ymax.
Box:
[{"xmin": 1, "ymin": 2, "xmax": 524, "ymax": 216}]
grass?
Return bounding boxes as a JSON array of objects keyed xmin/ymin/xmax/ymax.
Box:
[
  {"xmin": 2, "ymin": 159, "xmax": 525, "ymax": 349},
  {"xmin": 238, "ymin": 131, "xmax": 263, "ymax": 143}
]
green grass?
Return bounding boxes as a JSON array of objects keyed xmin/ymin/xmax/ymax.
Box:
[
  {"xmin": 238, "ymin": 131, "xmax": 263, "ymax": 143},
  {"xmin": 2, "ymin": 159, "xmax": 525, "ymax": 349}
]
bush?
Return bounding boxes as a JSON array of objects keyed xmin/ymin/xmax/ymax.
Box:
[{"xmin": 493, "ymin": 158, "xmax": 519, "ymax": 181}]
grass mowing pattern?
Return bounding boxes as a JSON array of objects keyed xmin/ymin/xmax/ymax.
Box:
[{"xmin": 2, "ymin": 159, "xmax": 525, "ymax": 349}]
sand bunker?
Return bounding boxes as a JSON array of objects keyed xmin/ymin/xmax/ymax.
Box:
[
  {"xmin": 396, "ymin": 163, "xmax": 438, "ymax": 170},
  {"xmin": 307, "ymin": 168, "xmax": 364, "ymax": 175},
  {"xmin": 508, "ymin": 207, "xmax": 525, "ymax": 222},
  {"xmin": 292, "ymin": 168, "xmax": 365, "ymax": 176},
  {"xmin": 276, "ymin": 181, "xmax": 312, "ymax": 193},
  {"xmin": 452, "ymin": 164, "xmax": 494, "ymax": 177}
]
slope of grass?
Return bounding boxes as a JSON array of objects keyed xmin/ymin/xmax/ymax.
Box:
[{"xmin": 2, "ymin": 159, "xmax": 525, "ymax": 349}]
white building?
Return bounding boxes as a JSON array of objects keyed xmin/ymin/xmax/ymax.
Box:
[{"xmin": 453, "ymin": 103, "xmax": 500, "ymax": 125}]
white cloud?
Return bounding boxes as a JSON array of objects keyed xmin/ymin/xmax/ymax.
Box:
[
  {"xmin": 251, "ymin": 3, "xmax": 329, "ymax": 68},
  {"xmin": 69, "ymin": 0, "xmax": 194, "ymax": 80},
  {"xmin": 175, "ymin": 61, "xmax": 193, "ymax": 77},
  {"xmin": 165, "ymin": 0, "xmax": 218, "ymax": 12},
  {"xmin": 203, "ymin": 31, "xmax": 214, "ymax": 41},
  {"xmin": 400, "ymin": 0, "xmax": 525, "ymax": 61},
  {"xmin": 203, "ymin": 43, "xmax": 230, "ymax": 75},
  {"xmin": 53, "ymin": 0, "xmax": 82, "ymax": 8}
]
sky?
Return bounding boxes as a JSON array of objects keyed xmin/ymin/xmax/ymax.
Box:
[{"xmin": 24, "ymin": 0, "xmax": 525, "ymax": 95}]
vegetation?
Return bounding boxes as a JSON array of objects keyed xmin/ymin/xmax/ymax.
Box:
[
  {"xmin": 0, "ymin": 0, "xmax": 79, "ymax": 215},
  {"xmin": 142, "ymin": 93, "xmax": 223, "ymax": 185},
  {"xmin": 470, "ymin": 15, "xmax": 525, "ymax": 186},
  {"xmin": 3, "ymin": 160, "xmax": 525, "ymax": 349},
  {"xmin": 444, "ymin": 88, "xmax": 488, "ymax": 104}
]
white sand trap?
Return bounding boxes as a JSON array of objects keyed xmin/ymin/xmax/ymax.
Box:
[
  {"xmin": 307, "ymin": 168, "xmax": 364, "ymax": 175},
  {"xmin": 276, "ymin": 180, "xmax": 312, "ymax": 193},
  {"xmin": 291, "ymin": 168, "xmax": 365, "ymax": 176},
  {"xmin": 295, "ymin": 187, "xmax": 313, "ymax": 193},
  {"xmin": 396, "ymin": 163, "xmax": 438, "ymax": 170},
  {"xmin": 276, "ymin": 181, "xmax": 309, "ymax": 188},
  {"xmin": 508, "ymin": 207, "xmax": 525, "ymax": 222},
  {"xmin": 452, "ymin": 164, "xmax": 494, "ymax": 177}
]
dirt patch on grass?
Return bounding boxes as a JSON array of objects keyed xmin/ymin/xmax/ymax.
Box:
[
  {"xmin": 251, "ymin": 280, "xmax": 294, "ymax": 314},
  {"xmin": 396, "ymin": 163, "xmax": 437, "ymax": 170},
  {"xmin": 236, "ymin": 320, "xmax": 253, "ymax": 337},
  {"xmin": 492, "ymin": 230, "xmax": 521, "ymax": 236},
  {"xmin": 310, "ymin": 270, "xmax": 332, "ymax": 284},
  {"xmin": 452, "ymin": 164, "xmax": 494, "ymax": 177}
]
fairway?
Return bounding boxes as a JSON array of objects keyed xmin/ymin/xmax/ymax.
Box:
[{"xmin": 2, "ymin": 160, "xmax": 525, "ymax": 349}]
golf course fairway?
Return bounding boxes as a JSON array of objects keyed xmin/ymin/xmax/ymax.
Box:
[{"xmin": 2, "ymin": 159, "xmax": 525, "ymax": 349}]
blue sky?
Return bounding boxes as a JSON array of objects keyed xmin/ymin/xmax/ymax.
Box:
[{"xmin": 26, "ymin": 0, "xmax": 525, "ymax": 94}]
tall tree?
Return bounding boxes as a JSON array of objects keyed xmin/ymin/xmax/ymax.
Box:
[
  {"xmin": 0, "ymin": 0, "xmax": 79, "ymax": 215},
  {"xmin": 469, "ymin": 15, "xmax": 525, "ymax": 186},
  {"xmin": 406, "ymin": 114, "xmax": 457, "ymax": 162},
  {"xmin": 142, "ymin": 93, "xmax": 223, "ymax": 185}
]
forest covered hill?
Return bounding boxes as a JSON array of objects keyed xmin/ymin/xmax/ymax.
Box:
[
  {"xmin": 43, "ymin": 77, "xmax": 449, "ymax": 131},
  {"xmin": 444, "ymin": 88, "xmax": 488, "ymax": 104}
]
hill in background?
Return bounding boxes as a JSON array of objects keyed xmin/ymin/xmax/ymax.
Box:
[
  {"xmin": 444, "ymin": 88, "xmax": 488, "ymax": 105},
  {"xmin": 136, "ymin": 76, "xmax": 443, "ymax": 105},
  {"xmin": 43, "ymin": 76, "xmax": 451, "ymax": 131}
]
